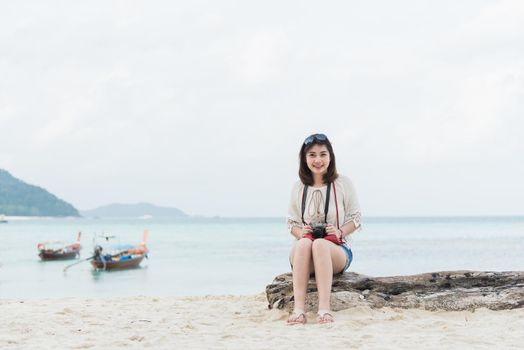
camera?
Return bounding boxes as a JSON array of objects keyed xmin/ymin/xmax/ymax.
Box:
[{"xmin": 311, "ymin": 223, "xmax": 327, "ymax": 239}]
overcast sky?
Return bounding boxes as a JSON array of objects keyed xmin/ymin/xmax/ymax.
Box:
[{"xmin": 1, "ymin": 1, "xmax": 523, "ymax": 217}]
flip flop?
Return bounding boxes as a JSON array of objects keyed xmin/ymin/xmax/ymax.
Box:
[
  {"xmin": 286, "ymin": 312, "xmax": 307, "ymax": 325},
  {"xmin": 317, "ymin": 311, "xmax": 334, "ymax": 324}
]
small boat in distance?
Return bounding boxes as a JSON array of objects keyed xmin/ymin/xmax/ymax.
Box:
[
  {"xmin": 63, "ymin": 230, "xmax": 149, "ymax": 273},
  {"xmin": 38, "ymin": 232, "xmax": 82, "ymax": 260},
  {"xmin": 90, "ymin": 230, "xmax": 149, "ymax": 270},
  {"xmin": 0, "ymin": 215, "xmax": 7, "ymax": 223}
]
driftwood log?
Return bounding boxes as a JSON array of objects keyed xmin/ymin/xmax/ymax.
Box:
[{"xmin": 266, "ymin": 271, "xmax": 524, "ymax": 312}]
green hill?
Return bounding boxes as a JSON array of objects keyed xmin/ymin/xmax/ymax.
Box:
[{"xmin": 0, "ymin": 169, "xmax": 79, "ymax": 217}]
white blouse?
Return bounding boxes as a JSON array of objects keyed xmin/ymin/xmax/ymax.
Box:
[{"xmin": 287, "ymin": 175, "xmax": 362, "ymax": 239}]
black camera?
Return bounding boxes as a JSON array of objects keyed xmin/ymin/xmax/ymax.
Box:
[{"xmin": 311, "ymin": 223, "xmax": 327, "ymax": 239}]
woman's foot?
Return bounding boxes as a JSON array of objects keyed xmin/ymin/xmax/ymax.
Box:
[
  {"xmin": 317, "ymin": 310, "xmax": 334, "ymax": 324},
  {"xmin": 287, "ymin": 309, "xmax": 307, "ymax": 325}
]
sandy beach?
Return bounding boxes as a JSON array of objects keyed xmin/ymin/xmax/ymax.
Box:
[{"xmin": 1, "ymin": 294, "xmax": 523, "ymax": 350}]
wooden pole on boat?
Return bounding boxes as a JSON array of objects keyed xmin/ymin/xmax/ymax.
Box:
[{"xmin": 63, "ymin": 255, "xmax": 95, "ymax": 273}]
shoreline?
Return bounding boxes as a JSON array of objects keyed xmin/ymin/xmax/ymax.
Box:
[
  {"xmin": 1, "ymin": 294, "xmax": 523, "ymax": 349},
  {"xmin": 0, "ymin": 216, "xmax": 81, "ymax": 221},
  {"xmin": 2, "ymin": 215, "xmax": 524, "ymax": 220}
]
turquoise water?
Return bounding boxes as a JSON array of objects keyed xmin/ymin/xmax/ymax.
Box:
[{"xmin": 0, "ymin": 217, "xmax": 523, "ymax": 298}]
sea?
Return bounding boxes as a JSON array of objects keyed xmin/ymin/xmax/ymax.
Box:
[{"xmin": 0, "ymin": 217, "xmax": 523, "ymax": 299}]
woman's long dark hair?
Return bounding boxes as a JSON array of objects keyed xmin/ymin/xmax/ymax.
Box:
[{"xmin": 299, "ymin": 134, "xmax": 338, "ymax": 186}]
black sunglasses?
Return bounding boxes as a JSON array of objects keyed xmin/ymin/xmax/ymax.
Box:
[{"xmin": 304, "ymin": 133, "xmax": 328, "ymax": 145}]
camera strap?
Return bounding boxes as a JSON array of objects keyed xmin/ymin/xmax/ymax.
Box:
[
  {"xmin": 333, "ymin": 182, "xmax": 340, "ymax": 229},
  {"xmin": 324, "ymin": 183, "xmax": 331, "ymax": 224},
  {"xmin": 301, "ymin": 183, "xmax": 331, "ymax": 225},
  {"xmin": 301, "ymin": 185, "xmax": 308, "ymax": 225}
]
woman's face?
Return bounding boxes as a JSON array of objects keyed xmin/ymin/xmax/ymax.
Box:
[{"xmin": 305, "ymin": 144, "xmax": 331, "ymax": 177}]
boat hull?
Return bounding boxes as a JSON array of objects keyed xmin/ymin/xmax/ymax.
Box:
[
  {"xmin": 39, "ymin": 250, "xmax": 79, "ymax": 261},
  {"xmin": 90, "ymin": 255, "xmax": 145, "ymax": 270}
]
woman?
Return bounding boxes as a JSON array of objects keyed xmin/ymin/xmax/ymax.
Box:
[{"xmin": 287, "ymin": 133, "xmax": 361, "ymax": 324}]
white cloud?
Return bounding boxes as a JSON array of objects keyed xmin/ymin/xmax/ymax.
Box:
[
  {"xmin": 227, "ymin": 30, "xmax": 289, "ymax": 83},
  {"xmin": 1, "ymin": 1, "xmax": 524, "ymax": 216},
  {"xmin": 459, "ymin": 0, "xmax": 524, "ymax": 43},
  {"xmin": 36, "ymin": 117, "xmax": 76, "ymax": 145}
]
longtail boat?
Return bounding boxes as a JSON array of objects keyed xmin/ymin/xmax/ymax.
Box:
[
  {"xmin": 38, "ymin": 232, "xmax": 82, "ymax": 261},
  {"xmin": 90, "ymin": 230, "xmax": 149, "ymax": 270}
]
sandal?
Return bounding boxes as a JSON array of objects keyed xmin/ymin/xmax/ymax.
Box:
[
  {"xmin": 286, "ymin": 311, "xmax": 307, "ymax": 325},
  {"xmin": 317, "ymin": 310, "xmax": 334, "ymax": 324}
]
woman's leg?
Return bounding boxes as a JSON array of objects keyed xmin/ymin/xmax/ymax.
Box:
[
  {"xmin": 289, "ymin": 238, "xmax": 315, "ymax": 313},
  {"xmin": 311, "ymin": 239, "xmax": 347, "ymax": 313}
]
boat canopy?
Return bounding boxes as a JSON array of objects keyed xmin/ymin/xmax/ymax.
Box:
[{"xmin": 105, "ymin": 243, "xmax": 136, "ymax": 251}]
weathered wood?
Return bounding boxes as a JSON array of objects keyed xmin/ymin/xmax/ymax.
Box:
[{"xmin": 265, "ymin": 271, "xmax": 524, "ymax": 312}]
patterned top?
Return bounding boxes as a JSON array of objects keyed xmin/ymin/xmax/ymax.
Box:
[{"xmin": 287, "ymin": 175, "xmax": 362, "ymax": 243}]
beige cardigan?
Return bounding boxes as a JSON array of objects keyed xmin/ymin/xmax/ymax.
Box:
[{"xmin": 287, "ymin": 175, "xmax": 362, "ymax": 236}]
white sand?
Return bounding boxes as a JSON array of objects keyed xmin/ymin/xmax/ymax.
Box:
[{"xmin": 1, "ymin": 294, "xmax": 523, "ymax": 349}]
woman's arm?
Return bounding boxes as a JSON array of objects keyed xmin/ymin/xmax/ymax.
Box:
[
  {"xmin": 338, "ymin": 221, "xmax": 358, "ymax": 239},
  {"xmin": 290, "ymin": 225, "xmax": 312, "ymax": 240},
  {"xmin": 287, "ymin": 181, "xmax": 307, "ymax": 239},
  {"xmin": 340, "ymin": 176, "xmax": 362, "ymax": 234},
  {"xmin": 325, "ymin": 222, "xmax": 356, "ymax": 239}
]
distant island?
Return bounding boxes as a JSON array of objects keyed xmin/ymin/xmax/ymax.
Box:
[
  {"xmin": 0, "ymin": 169, "xmax": 79, "ymax": 217},
  {"xmin": 81, "ymin": 202, "xmax": 188, "ymax": 218}
]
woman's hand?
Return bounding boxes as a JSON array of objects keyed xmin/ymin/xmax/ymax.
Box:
[
  {"xmin": 299, "ymin": 225, "xmax": 312, "ymax": 238},
  {"xmin": 325, "ymin": 224, "xmax": 342, "ymax": 239}
]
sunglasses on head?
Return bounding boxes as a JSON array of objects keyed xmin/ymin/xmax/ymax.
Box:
[{"xmin": 304, "ymin": 133, "xmax": 328, "ymax": 145}]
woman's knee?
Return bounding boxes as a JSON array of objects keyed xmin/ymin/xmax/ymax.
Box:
[
  {"xmin": 295, "ymin": 238, "xmax": 313, "ymax": 251},
  {"xmin": 291, "ymin": 238, "xmax": 313, "ymax": 263},
  {"xmin": 311, "ymin": 238, "xmax": 331, "ymax": 253}
]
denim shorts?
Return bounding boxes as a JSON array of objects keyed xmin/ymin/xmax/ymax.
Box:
[
  {"xmin": 340, "ymin": 244, "xmax": 353, "ymax": 272},
  {"xmin": 289, "ymin": 243, "xmax": 353, "ymax": 273}
]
